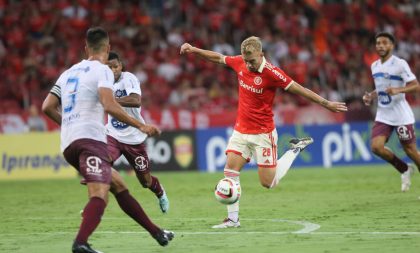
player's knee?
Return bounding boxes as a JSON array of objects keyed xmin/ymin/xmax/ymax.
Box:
[
  {"xmin": 404, "ymin": 146, "xmax": 417, "ymax": 157},
  {"xmin": 371, "ymin": 144, "xmax": 382, "ymax": 155},
  {"xmin": 110, "ymin": 180, "xmax": 127, "ymax": 194},
  {"xmin": 260, "ymin": 179, "xmax": 272, "ymax": 189}
]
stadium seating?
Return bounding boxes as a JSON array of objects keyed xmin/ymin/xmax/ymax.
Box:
[{"xmin": 0, "ymin": 0, "xmax": 419, "ymax": 132}]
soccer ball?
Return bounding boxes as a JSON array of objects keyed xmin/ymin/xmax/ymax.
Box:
[{"xmin": 214, "ymin": 178, "xmax": 241, "ymax": 205}]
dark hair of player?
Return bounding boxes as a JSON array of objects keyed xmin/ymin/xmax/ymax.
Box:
[
  {"xmin": 86, "ymin": 27, "xmax": 109, "ymax": 52},
  {"xmin": 375, "ymin": 32, "xmax": 395, "ymax": 44},
  {"xmin": 108, "ymin": 51, "xmax": 121, "ymax": 62}
]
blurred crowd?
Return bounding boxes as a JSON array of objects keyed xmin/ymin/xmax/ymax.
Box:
[{"xmin": 1, "ymin": 0, "xmax": 420, "ymax": 121}]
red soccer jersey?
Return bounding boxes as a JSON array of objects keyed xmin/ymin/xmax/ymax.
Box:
[{"xmin": 225, "ymin": 56, "xmax": 293, "ymax": 134}]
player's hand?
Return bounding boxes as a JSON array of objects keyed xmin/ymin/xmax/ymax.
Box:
[
  {"xmin": 324, "ymin": 101, "xmax": 348, "ymax": 112},
  {"xmin": 385, "ymin": 87, "xmax": 400, "ymax": 96},
  {"xmin": 139, "ymin": 124, "xmax": 161, "ymax": 137},
  {"xmin": 362, "ymin": 91, "xmax": 372, "ymax": 106},
  {"xmin": 180, "ymin": 43, "xmax": 194, "ymax": 54}
]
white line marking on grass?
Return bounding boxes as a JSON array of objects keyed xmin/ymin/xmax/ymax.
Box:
[
  {"xmin": 2, "ymin": 231, "xmax": 420, "ymax": 237},
  {"xmin": 5, "ymin": 217, "xmax": 420, "ymax": 236},
  {"xmin": 12, "ymin": 217, "xmax": 320, "ymax": 234}
]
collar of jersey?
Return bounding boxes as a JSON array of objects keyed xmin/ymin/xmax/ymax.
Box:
[
  {"xmin": 257, "ymin": 57, "xmax": 267, "ymax": 73},
  {"xmin": 380, "ymin": 55, "xmax": 394, "ymax": 65},
  {"xmin": 115, "ymin": 72, "xmax": 123, "ymax": 83}
]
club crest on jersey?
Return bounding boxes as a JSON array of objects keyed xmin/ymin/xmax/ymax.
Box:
[{"xmin": 254, "ymin": 76, "xmax": 262, "ymax": 85}]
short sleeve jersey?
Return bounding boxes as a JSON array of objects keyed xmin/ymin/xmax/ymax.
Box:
[
  {"xmin": 106, "ymin": 72, "xmax": 147, "ymax": 145},
  {"xmin": 56, "ymin": 60, "xmax": 114, "ymax": 151},
  {"xmin": 225, "ymin": 56, "xmax": 293, "ymax": 134},
  {"xmin": 371, "ymin": 55, "xmax": 417, "ymax": 125}
]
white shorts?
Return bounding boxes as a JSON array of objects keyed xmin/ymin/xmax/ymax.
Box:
[{"xmin": 226, "ymin": 129, "xmax": 278, "ymax": 168}]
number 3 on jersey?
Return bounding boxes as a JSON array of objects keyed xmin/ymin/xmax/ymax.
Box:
[{"xmin": 64, "ymin": 77, "xmax": 79, "ymax": 113}]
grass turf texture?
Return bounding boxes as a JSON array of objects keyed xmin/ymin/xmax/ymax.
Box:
[{"xmin": 1, "ymin": 165, "xmax": 419, "ymax": 253}]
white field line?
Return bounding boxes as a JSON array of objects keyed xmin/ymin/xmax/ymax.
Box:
[
  {"xmin": 2, "ymin": 231, "xmax": 420, "ymax": 236},
  {"xmin": 2, "ymin": 217, "xmax": 420, "ymax": 236}
]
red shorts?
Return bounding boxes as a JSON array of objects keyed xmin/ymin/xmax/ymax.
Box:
[
  {"xmin": 107, "ymin": 135, "xmax": 150, "ymax": 175},
  {"xmin": 63, "ymin": 138, "xmax": 112, "ymax": 184},
  {"xmin": 371, "ymin": 121, "xmax": 416, "ymax": 145}
]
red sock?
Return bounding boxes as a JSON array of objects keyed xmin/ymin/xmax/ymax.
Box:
[
  {"xmin": 149, "ymin": 176, "xmax": 164, "ymax": 198},
  {"xmin": 389, "ymin": 155, "xmax": 408, "ymax": 173},
  {"xmin": 75, "ymin": 197, "xmax": 106, "ymax": 244},
  {"xmin": 115, "ymin": 190, "xmax": 160, "ymax": 235}
]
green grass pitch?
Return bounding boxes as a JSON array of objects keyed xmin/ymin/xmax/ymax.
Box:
[{"xmin": 1, "ymin": 165, "xmax": 420, "ymax": 253}]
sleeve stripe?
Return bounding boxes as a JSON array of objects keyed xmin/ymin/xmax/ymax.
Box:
[{"xmin": 284, "ymin": 81, "xmax": 294, "ymax": 90}]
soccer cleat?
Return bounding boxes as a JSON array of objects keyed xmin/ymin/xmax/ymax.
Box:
[
  {"xmin": 153, "ymin": 229, "xmax": 174, "ymax": 247},
  {"xmin": 289, "ymin": 137, "xmax": 314, "ymax": 151},
  {"xmin": 401, "ymin": 164, "xmax": 415, "ymax": 192},
  {"xmin": 211, "ymin": 218, "xmax": 240, "ymax": 229},
  {"xmin": 72, "ymin": 242, "xmax": 103, "ymax": 253},
  {"xmin": 158, "ymin": 192, "xmax": 170, "ymax": 213}
]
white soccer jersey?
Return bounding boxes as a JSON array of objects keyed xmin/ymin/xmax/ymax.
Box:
[
  {"xmin": 56, "ymin": 60, "xmax": 114, "ymax": 151},
  {"xmin": 106, "ymin": 72, "xmax": 147, "ymax": 145},
  {"xmin": 371, "ymin": 55, "xmax": 417, "ymax": 125}
]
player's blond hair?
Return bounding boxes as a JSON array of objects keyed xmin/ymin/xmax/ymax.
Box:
[{"xmin": 241, "ymin": 36, "xmax": 262, "ymax": 55}]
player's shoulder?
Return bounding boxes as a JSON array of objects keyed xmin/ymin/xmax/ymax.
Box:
[
  {"xmin": 391, "ymin": 55, "xmax": 408, "ymax": 66},
  {"xmin": 370, "ymin": 58, "xmax": 381, "ymax": 69},
  {"xmin": 263, "ymin": 61, "xmax": 286, "ymax": 79},
  {"xmin": 122, "ymin": 71, "xmax": 138, "ymax": 81},
  {"xmin": 225, "ymin": 55, "xmax": 243, "ymax": 64}
]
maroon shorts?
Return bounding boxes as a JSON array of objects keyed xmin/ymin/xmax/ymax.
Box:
[
  {"xmin": 107, "ymin": 135, "xmax": 150, "ymax": 175},
  {"xmin": 371, "ymin": 121, "xmax": 416, "ymax": 144},
  {"xmin": 63, "ymin": 138, "xmax": 112, "ymax": 184}
]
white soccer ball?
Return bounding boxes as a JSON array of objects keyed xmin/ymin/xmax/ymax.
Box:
[{"xmin": 214, "ymin": 178, "xmax": 241, "ymax": 205}]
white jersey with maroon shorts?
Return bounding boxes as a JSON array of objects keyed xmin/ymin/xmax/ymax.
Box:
[{"xmin": 106, "ymin": 71, "xmax": 147, "ymax": 145}]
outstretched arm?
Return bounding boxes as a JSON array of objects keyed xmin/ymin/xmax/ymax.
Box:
[
  {"xmin": 287, "ymin": 81, "xmax": 347, "ymax": 112},
  {"xmin": 180, "ymin": 43, "xmax": 226, "ymax": 65}
]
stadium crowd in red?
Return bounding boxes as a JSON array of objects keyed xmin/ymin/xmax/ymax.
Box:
[{"xmin": 0, "ymin": 0, "xmax": 419, "ymax": 124}]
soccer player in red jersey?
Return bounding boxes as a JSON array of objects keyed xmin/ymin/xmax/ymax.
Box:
[{"xmin": 180, "ymin": 36, "xmax": 347, "ymax": 228}]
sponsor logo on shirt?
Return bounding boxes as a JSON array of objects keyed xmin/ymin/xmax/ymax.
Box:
[
  {"xmin": 378, "ymin": 91, "xmax": 392, "ymax": 105},
  {"xmin": 111, "ymin": 118, "xmax": 129, "ymax": 130},
  {"xmin": 271, "ymin": 69, "xmax": 287, "ymax": 82},
  {"xmin": 115, "ymin": 89, "xmax": 127, "ymax": 98},
  {"xmin": 239, "ymin": 79, "xmax": 263, "ymax": 94}
]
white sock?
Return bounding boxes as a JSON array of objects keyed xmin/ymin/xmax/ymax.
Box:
[
  {"xmin": 224, "ymin": 169, "xmax": 240, "ymax": 222},
  {"xmin": 270, "ymin": 149, "xmax": 300, "ymax": 188}
]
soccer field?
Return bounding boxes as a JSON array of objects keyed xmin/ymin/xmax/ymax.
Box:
[{"xmin": 1, "ymin": 165, "xmax": 419, "ymax": 253}]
